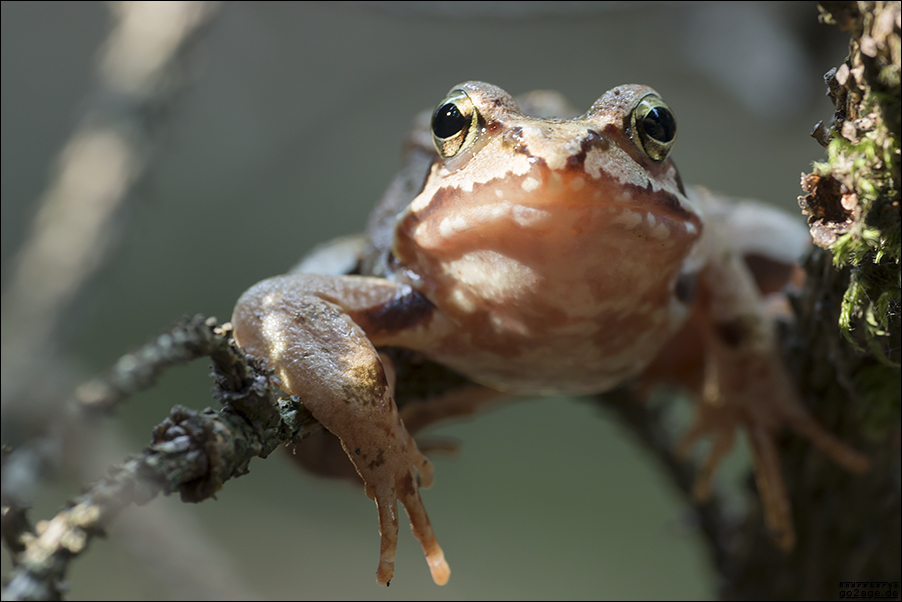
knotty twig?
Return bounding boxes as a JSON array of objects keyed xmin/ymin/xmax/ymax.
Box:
[{"xmin": 1, "ymin": 316, "xmax": 316, "ymax": 601}]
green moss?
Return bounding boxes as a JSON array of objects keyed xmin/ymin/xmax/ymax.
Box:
[{"xmin": 813, "ymin": 98, "xmax": 900, "ymax": 365}]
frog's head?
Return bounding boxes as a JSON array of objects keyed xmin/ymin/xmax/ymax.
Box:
[{"xmin": 393, "ymin": 81, "xmax": 703, "ymax": 324}]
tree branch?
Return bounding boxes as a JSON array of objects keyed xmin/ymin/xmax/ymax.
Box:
[{"xmin": 2, "ymin": 316, "xmax": 316, "ymax": 601}]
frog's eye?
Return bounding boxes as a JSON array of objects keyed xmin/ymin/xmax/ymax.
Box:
[
  {"xmin": 431, "ymin": 89, "xmax": 480, "ymax": 158},
  {"xmin": 630, "ymin": 95, "xmax": 676, "ymax": 162}
]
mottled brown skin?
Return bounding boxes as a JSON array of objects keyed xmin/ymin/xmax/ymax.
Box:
[
  {"xmin": 232, "ymin": 81, "xmax": 868, "ymax": 586},
  {"xmin": 232, "ymin": 275, "xmax": 449, "ymax": 585}
]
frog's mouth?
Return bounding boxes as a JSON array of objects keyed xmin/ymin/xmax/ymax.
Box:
[
  {"xmin": 396, "ymin": 193, "xmax": 699, "ymax": 307},
  {"xmin": 398, "ymin": 167, "xmax": 701, "ymax": 264}
]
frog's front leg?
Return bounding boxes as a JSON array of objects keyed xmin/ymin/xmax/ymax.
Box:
[
  {"xmin": 231, "ymin": 274, "xmax": 451, "ymax": 586},
  {"xmin": 679, "ymin": 241, "xmax": 869, "ymax": 549}
]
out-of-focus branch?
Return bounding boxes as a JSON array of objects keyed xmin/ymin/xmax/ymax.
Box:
[
  {"xmin": 1, "ymin": 0, "xmax": 219, "ymax": 429},
  {"xmin": 2, "ymin": 316, "xmax": 317, "ymax": 601},
  {"xmin": 1, "ymin": 7, "xmax": 227, "ymax": 597},
  {"xmin": 1, "ymin": 7, "xmax": 225, "ymax": 595}
]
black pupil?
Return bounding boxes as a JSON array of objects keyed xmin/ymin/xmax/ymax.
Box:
[
  {"xmin": 433, "ymin": 103, "xmax": 467, "ymax": 139},
  {"xmin": 641, "ymin": 107, "xmax": 676, "ymax": 143}
]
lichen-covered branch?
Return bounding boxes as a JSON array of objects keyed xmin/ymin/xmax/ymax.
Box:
[
  {"xmin": 801, "ymin": 1, "xmax": 901, "ymax": 366},
  {"xmin": 728, "ymin": 2, "xmax": 900, "ymax": 599},
  {"xmin": 1, "ymin": 316, "xmax": 317, "ymax": 601}
]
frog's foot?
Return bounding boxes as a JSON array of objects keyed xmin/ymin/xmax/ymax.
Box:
[
  {"xmin": 677, "ymin": 359, "xmax": 869, "ymax": 550},
  {"xmin": 368, "ymin": 455, "xmax": 449, "ymax": 586},
  {"xmin": 363, "ymin": 424, "xmax": 446, "ymax": 585},
  {"xmin": 680, "ymin": 242, "xmax": 870, "ymax": 549},
  {"xmin": 676, "ymin": 397, "xmax": 796, "ymax": 547},
  {"xmin": 677, "ymin": 395, "xmax": 798, "ymax": 547},
  {"xmin": 339, "ymin": 410, "xmax": 445, "ymax": 586},
  {"xmin": 750, "ymin": 387, "xmax": 869, "ymax": 550}
]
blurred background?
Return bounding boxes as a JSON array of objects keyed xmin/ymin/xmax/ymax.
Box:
[{"xmin": 1, "ymin": 2, "xmax": 848, "ymax": 599}]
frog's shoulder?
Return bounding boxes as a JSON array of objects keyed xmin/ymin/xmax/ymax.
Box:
[
  {"xmin": 687, "ymin": 186, "xmax": 810, "ymax": 293},
  {"xmin": 289, "ymin": 234, "xmax": 367, "ymax": 276}
]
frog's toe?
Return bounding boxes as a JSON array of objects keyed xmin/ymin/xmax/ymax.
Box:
[
  {"xmin": 747, "ymin": 425, "xmax": 795, "ymax": 550},
  {"xmin": 373, "ymin": 488, "xmax": 400, "ymax": 586},
  {"xmin": 676, "ymin": 401, "xmax": 739, "ymax": 501},
  {"xmin": 396, "ymin": 471, "xmax": 450, "ymax": 585},
  {"xmin": 369, "ymin": 464, "xmax": 448, "ymax": 586},
  {"xmin": 427, "ymin": 546, "xmax": 450, "ymax": 586},
  {"xmin": 785, "ymin": 408, "xmax": 869, "ymax": 474},
  {"xmin": 691, "ymin": 426, "xmax": 736, "ymax": 502}
]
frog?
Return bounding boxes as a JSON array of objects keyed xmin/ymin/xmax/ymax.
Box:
[{"xmin": 231, "ymin": 81, "xmax": 869, "ymax": 586}]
